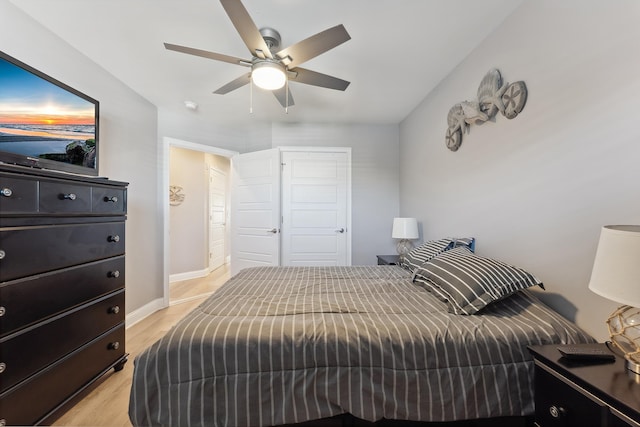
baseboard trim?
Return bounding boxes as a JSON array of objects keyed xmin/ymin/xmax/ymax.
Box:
[
  {"xmin": 169, "ymin": 268, "xmax": 210, "ymax": 283},
  {"xmin": 126, "ymin": 297, "xmax": 165, "ymax": 329}
]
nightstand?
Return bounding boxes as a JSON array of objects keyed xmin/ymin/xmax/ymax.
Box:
[
  {"xmin": 377, "ymin": 255, "xmax": 400, "ymax": 265},
  {"xmin": 528, "ymin": 344, "xmax": 640, "ymax": 427}
]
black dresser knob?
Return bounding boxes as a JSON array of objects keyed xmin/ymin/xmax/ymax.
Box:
[
  {"xmin": 0, "ymin": 188, "xmax": 12, "ymax": 197},
  {"xmin": 108, "ymin": 270, "xmax": 121, "ymax": 278},
  {"xmin": 108, "ymin": 306, "xmax": 120, "ymax": 315},
  {"xmin": 549, "ymin": 405, "xmax": 566, "ymax": 418},
  {"xmin": 108, "ymin": 342, "xmax": 120, "ymax": 350},
  {"xmin": 108, "ymin": 235, "xmax": 120, "ymax": 243},
  {"xmin": 0, "ymin": 250, "xmax": 5, "ymax": 260},
  {"xmin": 104, "ymin": 196, "xmax": 118, "ymax": 203},
  {"xmin": 0, "ymin": 362, "xmax": 6, "ymax": 373},
  {"xmin": 0, "ymin": 306, "xmax": 5, "ymax": 317},
  {"xmin": 60, "ymin": 193, "xmax": 77, "ymax": 200}
]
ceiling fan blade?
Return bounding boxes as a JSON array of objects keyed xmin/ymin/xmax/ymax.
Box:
[
  {"xmin": 272, "ymin": 86, "xmax": 295, "ymax": 108},
  {"xmin": 275, "ymin": 24, "xmax": 350, "ymax": 69},
  {"xmin": 164, "ymin": 43, "xmax": 251, "ymax": 67},
  {"xmin": 219, "ymin": 0, "xmax": 273, "ymax": 59},
  {"xmin": 289, "ymin": 67, "xmax": 350, "ymax": 91},
  {"xmin": 214, "ymin": 73, "xmax": 251, "ymax": 94}
]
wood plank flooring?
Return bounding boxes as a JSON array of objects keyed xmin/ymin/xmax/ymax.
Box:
[{"xmin": 51, "ymin": 267, "xmax": 230, "ymax": 426}]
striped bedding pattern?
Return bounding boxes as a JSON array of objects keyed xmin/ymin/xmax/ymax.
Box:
[{"xmin": 129, "ymin": 266, "xmax": 594, "ymax": 427}]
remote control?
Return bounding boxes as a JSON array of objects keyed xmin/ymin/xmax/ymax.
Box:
[{"xmin": 557, "ymin": 345, "xmax": 616, "ymax": 361}]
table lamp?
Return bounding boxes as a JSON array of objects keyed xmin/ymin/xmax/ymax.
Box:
[
  {"xmin": 588, "ymin": 225, "xmax": 640, "ymax": 374},
  {"xmin": 392, "ymin": 217, "xmax": 419, "ymax": 263}
]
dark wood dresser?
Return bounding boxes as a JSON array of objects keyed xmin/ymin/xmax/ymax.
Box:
[{"xmin": 0, "ymin": 164, "xmax": 128, "ymax": 426}]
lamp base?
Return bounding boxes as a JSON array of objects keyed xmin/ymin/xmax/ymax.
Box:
[
  {"xmin": 606, "ymin": 305, "xmax": 640, "ymax": 375},
  {"xmin": 396, "ymin": 239, "xmax": 413, "ymax": 263},
  {"xmin": 626, "ymin": 357, "xmax": 640, "ymax": 375}
]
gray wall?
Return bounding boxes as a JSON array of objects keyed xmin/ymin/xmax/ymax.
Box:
[
  {"xmin": 399, "ymin": 0, "xmax": 640, "ymax": 341},
  {"xmin": 169, "ymin": 147, "xmax": 207, "ymax": 275},
  {"xmin": 1, "ymin": 2, "xmax": 163, "ymax": 314}
]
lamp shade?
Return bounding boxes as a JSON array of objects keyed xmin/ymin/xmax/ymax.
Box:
[
  {"xmin": 392, "ymin": 218, "xmax": 419, "ymax": 240},
  {"xmin": 588, "ymin": 225, "xmax": 640, "ymax": 308}
]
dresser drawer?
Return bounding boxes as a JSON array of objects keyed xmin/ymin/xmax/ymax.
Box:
[
  {"xmin": 534, "ymin": 364, "xmax": 610, "ymax": 426},
  {"xmin": 0, "ymin": 324, "xmax": 125, "ymax": 426},
  {"xmin": 92, "ymin": 186, "xmax": 126, "ymax": 214},
  {"xmin": 0, "ymin": 221, "xmax": 125, "ymax": 281},
  {"xmin": 0, "ymin": 291, "xmax": 124, "ymax": 393},
  {"xmin": 39, "ymin": 181, "xmax": 92, "ymax": 213},
  {"xmin": 0, "ymin": 175, "xmax": 38, "ymax": 213},
  {"xmin": 0, "ymin": 256, "xmax": 125, "ymax": 337}
]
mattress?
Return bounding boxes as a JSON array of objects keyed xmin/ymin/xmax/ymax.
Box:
[{"xmin": 129, "ymin": 265, "xmax": 594, "ymax": 427}]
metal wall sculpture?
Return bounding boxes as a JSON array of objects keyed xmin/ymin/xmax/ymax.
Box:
[{"xmin": 445, "ymin": 69, "xmax": 527, "ymax": 151}]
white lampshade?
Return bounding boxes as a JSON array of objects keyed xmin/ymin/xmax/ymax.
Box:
[
  {"xmin": 588, "ymin": 225, "xmax": 640, "ymax": 308},
  {"xmin": 392, "ymin": 218, "xmax": 419, "ymax": 239},
  {"xmin": 252, "ymin": 61, "xmax": 286, "ymax": 90}
]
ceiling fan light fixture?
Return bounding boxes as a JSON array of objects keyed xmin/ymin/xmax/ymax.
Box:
[{"xmin": 252, "ymin": 60, "xmax": 286, "ymax": 90}]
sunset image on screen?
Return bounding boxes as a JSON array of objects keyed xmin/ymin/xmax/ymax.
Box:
[{"xmin": 0, "ymin": 55, "xmax": 97, "ymax": 167}]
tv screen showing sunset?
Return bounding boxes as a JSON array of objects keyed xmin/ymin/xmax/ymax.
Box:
[{"xmin": 0, "ymin": 55, "xmax": 97, "ymax": 168}]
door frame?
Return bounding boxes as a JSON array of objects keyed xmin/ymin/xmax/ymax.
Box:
[
  {"xmin": 161, "ymin": 137, "xmax": 238, "ymax": 307},
  {"xmin": 279, "ymin": 146, "xmax": 352, "ymax": 266}
]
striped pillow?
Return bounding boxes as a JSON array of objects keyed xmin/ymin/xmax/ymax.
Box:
[
  {"xmin": 402, "ymin": 237, "xmax": 475, "ymax": 272},
  {"xmin": 413, "ymin": 246, "xmax": 543, "ymax": 315},
  {"xmin": 402, "ymin": 238, "xmax": 454, "ymax": 272}
]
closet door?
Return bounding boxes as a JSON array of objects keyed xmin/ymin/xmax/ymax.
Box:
[
  {"xmin": 281, "ymin": 150, "xmax": 350, "ymax": 266},
  {"xmin": 229, "ymin": 148, "xmax": 281, "ymax": 276}
]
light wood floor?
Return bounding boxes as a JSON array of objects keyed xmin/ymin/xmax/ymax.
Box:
[{"xmin": 52, "ymin": 267, "xmax": 230, "ymax": 426}]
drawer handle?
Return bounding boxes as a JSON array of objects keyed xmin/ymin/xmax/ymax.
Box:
[
  {"xmin": 0, "ymin": 362, "xmax": 6, "ymax": 374},
  {"xmin": 108, "ymin": 270, "xmax": 121, "ymax": 278},
  {"xmin": 0, "ymin": 250, "xmax": 4, "ymax": 260},
  {"xmin": 108, "ymin": 342, "xmax": 120, "ymax": 350},
  {"xmin": 108, "ymin": 235, "xmax": 120, "ymax": 243},
  {"xmin": 549, "ymin": 405, "xmax": 566, "ymax": 418},
  {"xmin": 0, "ymin": 306, "xmax": 5, "ymax": 317},
  {"xmin": 108, "ymin": 305, "xmax": 120, "ymax": 315},
  {"xmin": 104, "ymin": 196, "xmax": 119, "ymax": 203},
  {"xmin": 0, "ymin": 188, "xmax": 12, "ymax": 197},
  {"xmin": 60, "ymin": 193, "xmax": 77, "ymax": 201}
]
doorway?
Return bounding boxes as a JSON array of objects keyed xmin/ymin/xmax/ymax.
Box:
[{"xmin": 162, "ymin": 137, "xmax": 237, "ymax": 306}]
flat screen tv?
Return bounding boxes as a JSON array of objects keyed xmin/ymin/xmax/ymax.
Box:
[{"xmin": 0, "ymin": 50, "xmax": 99, "ymax": 176}]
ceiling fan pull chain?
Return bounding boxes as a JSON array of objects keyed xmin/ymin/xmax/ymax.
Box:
[{"xmin": 249, "ymin": 74, "xmax": 253, "ymax": 114}]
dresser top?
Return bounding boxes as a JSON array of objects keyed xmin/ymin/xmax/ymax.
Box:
[{"xmin": 0, "ymin": 163, "xmax": 128, "ymax": 187}]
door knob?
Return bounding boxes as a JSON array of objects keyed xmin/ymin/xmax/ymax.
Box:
[
  {"xmin": 268, "ymin": 228, "xmax": 278, "ymax": 234},
  {"xmin": 336, "ymin": 228, "xmax": 345, "ymax": 233}
]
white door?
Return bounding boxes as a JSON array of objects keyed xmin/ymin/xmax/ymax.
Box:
[
  {"xmin": 229, "ymin": 148, "xmax": 281, "ymax": 276},
  {"xmin": 281, "ymin": 150, "xmax": 350, "ymax": 266},
  {"xmin": 209, "ymin": 167, "xmax": 226, "ymax": 271}
]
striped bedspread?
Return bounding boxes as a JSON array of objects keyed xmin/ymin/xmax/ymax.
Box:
[{"xmin": 129, "ymin": 266, "xmax": 593, "ymax": 427}]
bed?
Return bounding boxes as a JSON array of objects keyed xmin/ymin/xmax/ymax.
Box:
[{"xmin": 129, "ymin": 239, "xmax": 594, "ymax": 427}]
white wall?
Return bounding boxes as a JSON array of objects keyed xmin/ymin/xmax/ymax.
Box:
[
  {"xmin": 399, "ymin": 0, "xmax": 640, "ymax": 340},
  {"xmin": 1, "ymin": 2, "xmax": 163, "ymax": 314},
  {"xmin": 273, "ymin": 123, "xmax": 400, "ymax": 265}
]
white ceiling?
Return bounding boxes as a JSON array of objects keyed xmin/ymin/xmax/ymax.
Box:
[{"xmin": 10, "ymin": 0, "xmax": 523, "ymax": 126}]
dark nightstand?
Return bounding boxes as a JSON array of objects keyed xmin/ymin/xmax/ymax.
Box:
[
  {"xmin": 376, "ymin": 255, "xmax": 400, "ymax": 265},
  {"xmin": 528, "ymin": 344, "xmax": 640, "ymax": 427}
]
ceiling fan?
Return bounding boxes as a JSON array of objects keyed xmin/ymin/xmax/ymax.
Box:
[{"xmin": 164, "ymin": 0, "xmax": 351, "ymax": 109}]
